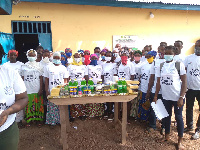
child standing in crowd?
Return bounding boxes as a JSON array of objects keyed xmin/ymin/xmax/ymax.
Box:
[
  {"xmin": 112, "ymin": 48, "xmax": 121, "ymax": 63},
  {"xmin": 3, "ymin": 50, "xmax": 24, "ymax": 126},
  {"xmin": 85, "ymin": 54, "xmax": 104, "ymax": 118},
  {"xmin": 68, "ymin": 52, "xmax": 88, "ymax": 120},
  {"xmin": 21, "ymin": 50, "xmax": 44, "ymax": 127},
  {"xmin": 137, "ymin": 50, "xmax": 156, "ymax": 121},
  {"xmin": 154, "ymin": 46, "xmax": 186, "ymax": 149},
  {"xmin": 44, "ymin": 52, "xmax": 69, "ymax": 125},
  {"xmin": 130, "ymin": 50, "xmax": 144, "ymax": 118},
  {"xmin": 184, "ymin": 40, "xmax": 200, "ymax": 140}
]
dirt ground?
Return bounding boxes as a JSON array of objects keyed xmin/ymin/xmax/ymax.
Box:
[{"xmin": 18, "ymin": 101, "xmax": 200, "ymax": 150}]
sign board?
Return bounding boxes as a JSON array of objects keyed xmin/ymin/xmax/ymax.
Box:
[{"xmin": 113, "ymin": 35, "xmax": 138, "ymax": 49}]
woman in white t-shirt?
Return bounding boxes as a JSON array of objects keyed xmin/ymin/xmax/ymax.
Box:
[
  {"xmin": 154, "ymin": 46, "xmax": 186, "ymax": 149},
  {"xmin": 137, "ymin": 51, "xmax": 156, "ymax": 121},
  {"xmin": 21, "ymin": 49, "xmax": 44, "ymax": 127},
  {"xmin": 102, "ymin": 51, "xmax": 117, "ymax": 120},
  {"xmin": 68, "ymin": 52, "xmax": 88, "ymax": 120},
  {"xmin": 44, "ymin": 52, "xmax": 69, "ymax": 125},
  {"xmin": 3, "ymin": 50, "xmax": 24, "ymax": 125},
  {"xmin": 3, "ymin": 50, "xmax": 24, "ymax": 74},
  {"xmin": 130, "ymin": 50, "xmax": 144, "ymax": 118},
  {"xmin": 0, "ymin": 45, "xmax": 28, "ymax": 150},
  {"xmin": 85, "ymin": 54, "xmax": 104, "ymax": 118}
]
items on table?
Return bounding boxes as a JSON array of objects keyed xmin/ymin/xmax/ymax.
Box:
[{"xmin": 50, "ymin": 78, "xmax": 139, "ymax": 97}]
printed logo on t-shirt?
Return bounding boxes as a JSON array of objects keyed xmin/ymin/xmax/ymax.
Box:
[
  {"xmin": 51, "ymin": 79, "xmax": 61, "ymax": 86},
  {"xmin": 4, "ymin": 86, "xmax": 14, "ymax": 95},
  {"xmin": 189, "ymin": 69, "xmax": 200, "ymax": 77},
  {"xmin": 0, "ymin": 102, "xmax": 10, "ymax": 110},
  {"xmin": 75, "ymin": 73, "xmax": 83, "ymax": 78},
  {"xmin": 118, "ymin": 72, "xmax": 126, "ymax": 79},
  {"xmin": 89, "ymin": 71, "xmax": 99, "ymax": 79},
  {"xmin": 25, "ymin": 75, "xmax": 37, "ymax": 82},
  {"xmin": 104, "ymin": 73, "xmax": 111, "ymax": 79},
  {"xmin": 141, "ymin": 73, "xmax": 148, "ymax": 80},
  {"xmin": 161, "ymin": 76, "xmax": 173, "ymax": 85}
]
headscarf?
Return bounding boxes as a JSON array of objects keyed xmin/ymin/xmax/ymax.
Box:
[
  {"xmin": 78, "ymin": 49, "xmax": 84, "ymax": 55},
  {"xmin": 53, "ymin": 51, "xmax": 61, "ymax": 58},
  {"xmin": 147, "ymin": 50, "xmax": 157, "ymax": 57},
  {"xmin": 84, "ymin": 50, "xmax": 91, "ymax": 65},
  {"xmin": 90, "ymin": 54, "xmax": 98, "ymax": 59},
  {"xmin": 84, "ymin": 50, "xmax": 90, "ymax": 55},
  {"xmin": 71, "ymin": 52, "xmax": 82, "ymax": 66},
  {"xmin": 26, "ymin": 49, "xmax": 37, "ymax": 57},
  {"xmin": 134, "ymin": 50, "xmax": 142, "ymax": 56},
  {"xmin": 100, "ymin": 49, "xmax": 107, "ymax": 54},
  {"xmin": 65, "ymin": 48, "xmax": 71, "ymax": 53},
  {"xmin": 102, "ymin": 47, "xmax": 109, "ymax": 52},
  {"xmin": 8, "ymin": 50, "xmax": 18, "ymax": 57}
]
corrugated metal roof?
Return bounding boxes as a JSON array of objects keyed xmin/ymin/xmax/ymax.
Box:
[{"xmin": 118, "ymin": 0, "xmax": 200, "ymax": 5}]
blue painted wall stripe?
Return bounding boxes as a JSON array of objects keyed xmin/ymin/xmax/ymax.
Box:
[{"xmin": 21, "ymin": 0, "xmax": 200, "ymax": 11}]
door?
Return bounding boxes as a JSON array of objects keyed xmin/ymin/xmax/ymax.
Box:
[
  {"xmin": 12, "ymin": 21, "xmax": 52, "ymax": 51},
  {"xmin": 0, "ymin": 32, "xmax": 15, "ymax": 64},
  {"xmin": 38, "ymin": 33, "xmax": 52, "ymax": 51}
]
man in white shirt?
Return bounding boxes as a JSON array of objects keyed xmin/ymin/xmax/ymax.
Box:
[
  {"xmin": 174, "ymin": 40, "xmax": 185, "ymax": 62},
  {"xmin": 184, "ymin": 40, "xmax": 200, "ymax": 140}
]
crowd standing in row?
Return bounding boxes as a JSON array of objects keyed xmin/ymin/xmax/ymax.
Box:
[{"xmin": 1, "ymin": 40, "xmax": 200, "ymax": 149}]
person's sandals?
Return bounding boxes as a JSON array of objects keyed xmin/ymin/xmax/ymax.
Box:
[{"xmin": 178, "ymin": 143, "xmax": 185, "ymax": 150}]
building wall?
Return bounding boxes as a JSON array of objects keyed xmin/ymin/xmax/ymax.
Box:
[{"xmin": 0, "ymin": 2, "xmax": 200, "ymax": 55}]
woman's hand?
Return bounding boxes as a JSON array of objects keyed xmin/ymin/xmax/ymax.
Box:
[
  {"xmin": 153, "ymin": 96, "xmax": 158, "ymax": 104},
  {"xmin": 177, "ymin": 97, "xmax": 184, "ymax": 108},
  {"xmin": 0, "ymin": 110, "xmax": 9, "ymax": 127}
]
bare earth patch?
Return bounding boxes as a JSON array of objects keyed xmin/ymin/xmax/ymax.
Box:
[{"xmin": 19, "ymin": 101, "xmax": 200, "ymax": 150}]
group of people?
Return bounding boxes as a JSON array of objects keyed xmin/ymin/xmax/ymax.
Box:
[{"xmin": 0, "ymin": 40, "xmax": 200, "ymax": 149}]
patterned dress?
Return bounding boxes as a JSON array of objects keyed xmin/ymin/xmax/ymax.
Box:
[
  {"xmin": 25, "ymin": 93, "xmax": 44, "ymax": 123},
  {"xmin": 137, "ymin": 92, "xmax": 151, "ymax": 121}
]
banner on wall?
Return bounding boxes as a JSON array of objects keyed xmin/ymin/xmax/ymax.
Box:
[{"xmin": 113, "ymin": 35, "xmax": 138, "ymax": 49}]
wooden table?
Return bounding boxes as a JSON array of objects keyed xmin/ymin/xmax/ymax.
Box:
[{"xmin": 49, "ymin": 95, "xmax": 136, "ymax": 150}]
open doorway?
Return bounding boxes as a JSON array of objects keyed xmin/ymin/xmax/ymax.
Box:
[{"xmin": 14, "ymin": 34, "xmax": 39, "ymax": 63}]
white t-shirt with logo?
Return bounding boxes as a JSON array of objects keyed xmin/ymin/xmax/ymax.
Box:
[
  {"xmin": 44, "ymin": 64, "xmax": 69, "ymax": 92},
  {"xmin": 184, "ymin": 54, "xmax": 200, "ymax": 90},
  {"xmin": 67, "ymin": 65, "xmax": 88, "ymax": 85},
  {"xmin": 132, "ymin": 61, "xmax": 144, "ymax": 81},
  {"xmin": 39, "ymin": 60, "xmax": 53, "ymax": 83},
  {"xmin": 3, "ymin": 61, "xmax": 24, "ymax": 75},
  {"xmin": 0, "ymin": 66, "xmax": 26, "ymax": 132},
  {"xmin": 118, "ymin": 61, "xmax": 135, "ymax": 80},
  {"xmin": 150, "ymin": 59, "xmax": 166, "ymax": 93},
  {"xmin": 102, "ymin": 63, "xmax": 117, "ymax": 84},
  {"xmin": 87, "ymin": 65, "xmax": 103, "ymax": 84},
  {"xmin": 156, "ymin": 61, "xmax": 186, "ymax": 101},
  {"xmin": 21, "ymin": 62, "xmax": 43, "ymax": 94},
  {"xmin": 140, "ymin": 62, "xmax": 152, "ymax": 93},
  {"xmin": 173, "ymin": 54, "xmax": 185, "ymax": 63},
  {"xmin": 97, "ymin": 60, "xmax": 106, "ymax": 67}
]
